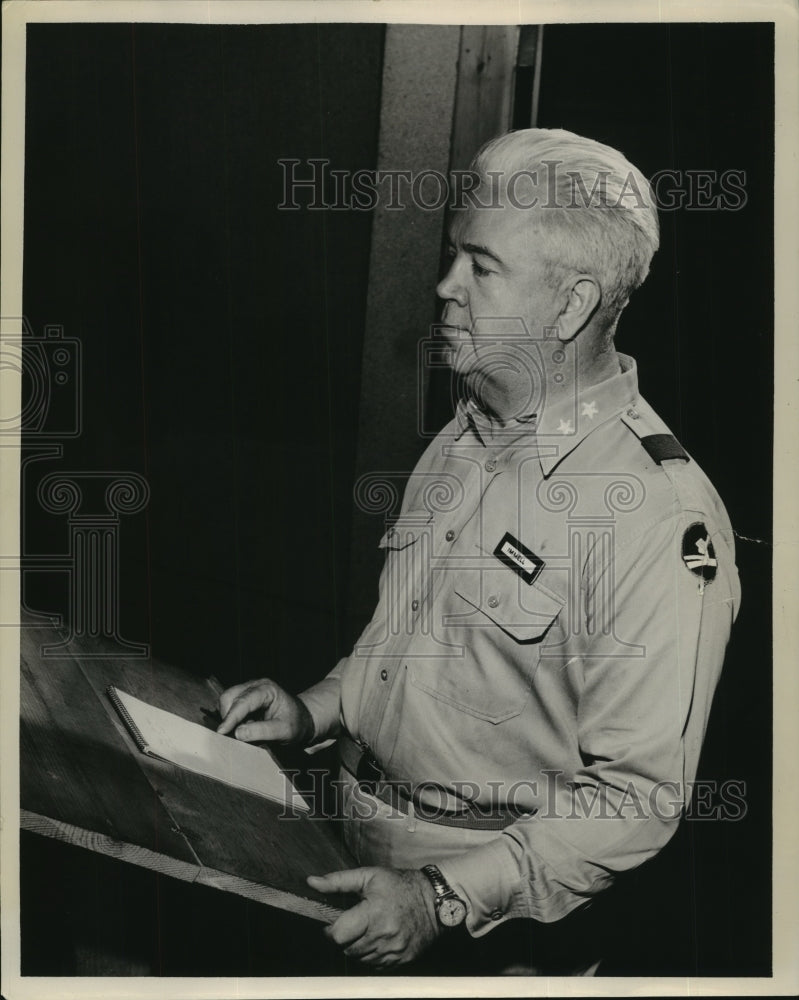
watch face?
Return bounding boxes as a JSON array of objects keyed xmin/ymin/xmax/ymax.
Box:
[{"xmin": 438, "ymin": 896, "xmax": 467, "ymax": 928}]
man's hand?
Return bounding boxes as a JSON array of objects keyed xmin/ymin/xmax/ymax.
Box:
[
  {"xmin": 307, "ymin": 867, "xmax": 441, "ymax": 968},
  {"xmin": 216, "ymin": 678, "xmax": 314, "ymax": 745}
]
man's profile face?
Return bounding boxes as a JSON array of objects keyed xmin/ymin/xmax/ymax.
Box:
[{"xmin": 437, "ymin": 198, "xmax": 564, "ymax": 414}]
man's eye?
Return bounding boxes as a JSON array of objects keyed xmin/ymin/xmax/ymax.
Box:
[{"xmin": 471, "ymin": 261, "xmax": 491, "ymax": 277}]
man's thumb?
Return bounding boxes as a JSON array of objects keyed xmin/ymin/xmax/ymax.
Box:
[
  {"xmin": 307, "ymin": 867, "xmax": 373, "ymax": 895},
  {"xmin": 234, "ymin": 720, "xmax": 285, "ymax": 743}
]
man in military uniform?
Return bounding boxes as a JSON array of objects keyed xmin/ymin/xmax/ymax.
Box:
[{"xmin": 218, "ymin": 128, "xmax": 740, "ymax": 974}]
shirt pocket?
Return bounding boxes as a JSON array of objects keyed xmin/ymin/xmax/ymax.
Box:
[{"xmin": 408, "ymin": 567, "xmax": 565, "ymax": 723}]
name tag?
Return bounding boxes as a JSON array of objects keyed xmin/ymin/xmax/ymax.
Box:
[{"xmin": 493, "ymin": 532, "xmax": 545, "ymax": 585}]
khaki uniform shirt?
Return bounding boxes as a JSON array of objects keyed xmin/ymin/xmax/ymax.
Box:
[{"xmin": 300, "ymin": 353, "xmax": 741, "ymax": 934}]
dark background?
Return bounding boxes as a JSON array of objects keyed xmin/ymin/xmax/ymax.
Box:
[
  {"xmin": 20, "ymin": 21, "xmax": 772, "ymax": 977},
  {"xmin": 535, "ymin": 25, "xmax": 773, "ymax": 976}
]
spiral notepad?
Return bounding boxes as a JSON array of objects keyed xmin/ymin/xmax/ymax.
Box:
[{"xmin": 107, "ymin": 686, "xmax": 309, "ymax": 812}]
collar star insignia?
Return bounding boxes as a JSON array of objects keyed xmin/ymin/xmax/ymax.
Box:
[
  {"xmin": 557, "ymin": 418, "xmax": 574, "ymax": 435},
  {"xmin": 581, "ymin": 401, "xmax": 598, "ymax": 420}
]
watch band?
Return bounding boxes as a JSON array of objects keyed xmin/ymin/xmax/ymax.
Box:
[
  {"xmin": 421, "ymin": 864, "xmax": 467, "ymax": 928},
  {"xmin": 421, "ymin": 864, "xmax": 451, "ymax": 900}
]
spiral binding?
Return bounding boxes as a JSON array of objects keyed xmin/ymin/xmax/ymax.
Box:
[{"xmin": 106, "ymin": 686, "xmax": 150, "ymax": 754}]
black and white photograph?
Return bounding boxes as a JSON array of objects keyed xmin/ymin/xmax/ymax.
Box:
[{"xmin": 1, "ymin": 0, "xmax": 796, "ymax": 996}]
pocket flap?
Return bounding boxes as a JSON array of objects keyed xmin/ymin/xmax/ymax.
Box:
[{"xmin": 452, "ymin": 567, "xmax": 564, "ymax": 642}]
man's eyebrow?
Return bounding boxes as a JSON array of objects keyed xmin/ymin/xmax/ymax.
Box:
[{"xmin": 462, "ymin": 241, "xmax": 507, "ymax": 269}]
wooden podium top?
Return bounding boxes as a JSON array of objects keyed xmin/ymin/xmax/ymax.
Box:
[{"xmin": 19, "ymin": 611, "xmax": 354, "ymax": 923}]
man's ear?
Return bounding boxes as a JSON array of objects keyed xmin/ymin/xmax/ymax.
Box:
[{"xmin": 555, "ymin": 275, "xmax": 601, "ymax": 342}]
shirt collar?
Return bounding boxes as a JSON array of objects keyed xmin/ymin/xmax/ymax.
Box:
[
  {"xmin": 535, "ymin": 352, "xmax": 639, "ymax": 476},
  {"xmin": 454, "ymin": 353, "xmax": 640, "ymax": 476},
  {"xmin": 454, "ymin": 396, "xmax": 531, "ymax": 446}
]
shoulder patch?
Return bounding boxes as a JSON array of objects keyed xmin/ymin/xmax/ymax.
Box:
[
  {"xmin": 682, "ymin": 522, "xmax": 717, "ymax": 583},
  {"xmin": 641, "ymin": 434, "xmax": 689, "ymax": 465}
]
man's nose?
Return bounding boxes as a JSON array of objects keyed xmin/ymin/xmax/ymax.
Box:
[{"xmin": 436, "ymin": 260, "xmax": 467, "ymax": 306}]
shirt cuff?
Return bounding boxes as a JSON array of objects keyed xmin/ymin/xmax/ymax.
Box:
[
  {"xmin": 436, "ymin": 836, "xmax": 525, "ymax": 937},
  {"xmin": 297, "ymin": 657, "xmax": 346, "ymax": 748}
]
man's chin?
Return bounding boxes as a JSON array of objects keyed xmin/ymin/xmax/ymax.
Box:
[
  {"xmin": 448, "ymin": 346, "xmax": 480, "ymax": 377},
  {"xmin": 456, "ymin": 365, "xmax": 492, "ymax": 408}
]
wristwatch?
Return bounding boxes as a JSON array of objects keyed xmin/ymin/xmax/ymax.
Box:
[{"xmin": 421, "ymin": 864, "xmax": 468, "ymax": 928}]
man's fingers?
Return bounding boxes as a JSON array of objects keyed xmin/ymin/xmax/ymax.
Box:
[
  {"xmin": 216, "ymin": 684, "xmax": 276, "ymax": 735},
  {"xmin": 343, "ymin": 933, "xmax": 394, "ymax": 960},
  {"xmin": 232, "ymin": 719, "xmax": 289, "ymax": 743},
  {"xmin": 324, "ymin": 901, "xmax": 370, "ymax": 947},
  {"xmin": 347, "ymin": 943, "xmax": 401, "ymax": 967},
  {"xmin": 216, "ymin": 695, "xmax": 252, "ymax": 735},
  {"xmin": 311, "ymin": 867, "xmax": 437, "ymax": 967},
  {"xmin": 217, "ymin": 682, "xmax": 250, "ymax": 722},
  {"xmin": 307, "ymin": 868, "xmax": 374, "ymax": 897},
  {"xmin": 344, "ymin": 942, "xmax": 378, "ymax": 961}
]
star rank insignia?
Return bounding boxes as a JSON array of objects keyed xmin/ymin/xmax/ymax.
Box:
[{"xmin": 682, "ymin": 522, "xmax": 717, "ymax": 589}]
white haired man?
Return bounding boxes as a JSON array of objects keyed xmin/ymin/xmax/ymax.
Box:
[{"xmin": 218, "ymin": 128, "xmax": 740, "ymax": 975}]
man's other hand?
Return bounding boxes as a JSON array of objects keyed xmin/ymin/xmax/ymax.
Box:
[
  {"xmin": 307, "ymin": 867, "xmax": 441, "ymax": 968},
  {"xmin": 216, "ymin": 678, "xmax": 314, "ymax": 744}
]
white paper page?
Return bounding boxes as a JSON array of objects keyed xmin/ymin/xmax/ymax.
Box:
[{"xmin": 112, "ymin": 689, "xmax": 309, "ymax": 812}]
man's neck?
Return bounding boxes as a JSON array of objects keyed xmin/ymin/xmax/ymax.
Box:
[
  {"xmin": 577, "ymin": 339, "xmax": 622, "ymax": 389},
  {"xmin": 474, "ymin": 346, "xmax": 622, "ymax": 425},
  {"xmin": 571, "ymin": 357, "xmax": 622, "ymax": 408}
]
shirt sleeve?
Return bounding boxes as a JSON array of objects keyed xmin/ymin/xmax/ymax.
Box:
[
  {"xmin": 439, "ymin": 509, "xmax": 740, "ymax": 935},
  {"xmin": 297, "ymin": 656, "xmax": 347, "ymax": 749}
]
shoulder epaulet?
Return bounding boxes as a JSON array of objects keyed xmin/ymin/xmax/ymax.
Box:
[
  {"xmin": 620, "ymin": 403, "xmax": 690, "ymax": 464},
  {"xmin": 640, "ymin": 433, "xmax": 689, "ymax": 464}
]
